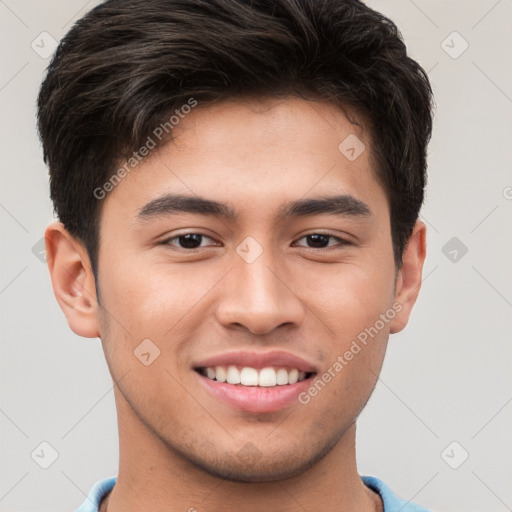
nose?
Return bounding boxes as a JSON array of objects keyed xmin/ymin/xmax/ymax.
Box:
[{"xmin": 215, "ymin": 249, "xmax": 305, "ymax": 335}]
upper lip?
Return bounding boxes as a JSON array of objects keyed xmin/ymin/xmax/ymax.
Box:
[{"xmin": 193, "ymin": 350, "xmax": 318, "ymax": 373}]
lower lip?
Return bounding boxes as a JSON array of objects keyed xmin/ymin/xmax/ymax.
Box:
[{"xmin": 196, "ymin": 372, "xmax": 314, "ymax": 413}]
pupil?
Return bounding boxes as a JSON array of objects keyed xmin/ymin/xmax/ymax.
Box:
[
  {"xmin": 177, "ymin": 234, "xmax": 330, "ymax": 249},
  {"xmin": 179, "ymin": 234, "xmax": 202, "ymax": 249},
  {"xmin": 307, "ymin": 234, "xmax": 329, "ymax": 248}
]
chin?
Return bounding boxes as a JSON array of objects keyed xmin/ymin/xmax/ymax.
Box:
[{"xmin": 181, "ymin": 436, "xmax": 338, "ymax": 483}]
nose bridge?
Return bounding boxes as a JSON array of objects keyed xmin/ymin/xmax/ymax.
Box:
[{"xmin": 215, "ymin": 240, "xmax": 305, "ymax": 334}]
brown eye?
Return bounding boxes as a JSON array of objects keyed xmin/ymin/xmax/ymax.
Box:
[
  {"xmin": 163, "ymin": 233, "xmax": 218, "ymax": 250},
  {"xmin": 294, "ymin": 233, "xmax": 349, "ymax": 249}
]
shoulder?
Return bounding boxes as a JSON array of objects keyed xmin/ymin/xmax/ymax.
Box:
[
  {"xmin": 361, "ymin": 475, "xmax": 434, "ymax": 512},
  {"xmin": 75, "ymin": 476, "xmax": 117, "ymax": 512}
]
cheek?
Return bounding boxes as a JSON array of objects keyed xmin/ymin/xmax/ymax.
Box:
[
  {"xmin": 99, "ymin": 255, "xmax": 224, "ymax": 334},
  {"xmin": 300, "ymin": 309, "xmax": 388, "ymax": 424},
  {"xmin": 299, "ymin": 263, "xmax": 393, "ymax": 407},
  {"xmin": 304, "ymin": 262, "xmax": 396, "ymax": 337}
]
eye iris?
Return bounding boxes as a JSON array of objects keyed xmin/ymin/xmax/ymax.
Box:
[
  {"xmin": 307, "ymin": 234, "xmax": 330, "ymax": 248},
  {"xmin": 174, "ymin": 234, "xmax": 334, "ymax": 249},
  {"xmin": 178, "ymin": 234, "xmax": 203, "ymax": 249}
]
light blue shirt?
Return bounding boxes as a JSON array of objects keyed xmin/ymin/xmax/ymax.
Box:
[{"xmin": 75, "ymin": 475, "xmax": 432, "ymax": 511}]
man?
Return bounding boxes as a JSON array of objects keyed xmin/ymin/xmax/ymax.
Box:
[{"xmin": 37, "ymin": 0, "xmax": 433, "ymax": 510}]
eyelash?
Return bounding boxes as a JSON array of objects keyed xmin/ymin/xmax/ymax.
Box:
[{"xmin": 160, "ymin": 231, "xmax": 351, "ymax": 251}]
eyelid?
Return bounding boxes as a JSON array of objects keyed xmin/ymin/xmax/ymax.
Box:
[
  {"xmin": 292, "ymin": 231, "xmax": 352, "ymax": 248},
  {"xmin": 162, "ymin": 232, "xmax": 218, "ymax": 247},
  {"xmin": 159, "ymin": 230, "xmax": 353, "ymax": 250}
]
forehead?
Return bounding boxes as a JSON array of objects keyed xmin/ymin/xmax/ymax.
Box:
[{"xmin": 102, "ymin": 96, "xmax": 387, "ymax": 222}]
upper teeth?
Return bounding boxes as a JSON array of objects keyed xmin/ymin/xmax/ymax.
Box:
[{"xmin": 204, "ymin": 366, "xmax": 307, "ymax": 386}]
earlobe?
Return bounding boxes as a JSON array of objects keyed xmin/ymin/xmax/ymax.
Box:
[
  {"xmin": 45, "ymin": 222, "xmax": 100, "ymax": 338},
  {"xmin": 389, "ymin": 220, "xmax": 427, "ymax": 334}
]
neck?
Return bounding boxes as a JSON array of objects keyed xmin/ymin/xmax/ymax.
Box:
[{"xmin": 104, "ymin": 391, "xmax": 382, "ymax": 512}]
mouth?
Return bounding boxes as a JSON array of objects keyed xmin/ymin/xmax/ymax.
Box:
[
  {"xmin": 194, "ymin": 365, "xmax": 315, "ymax": 387},
  {"xmin": 192, "ymin": 351, "xmax": 318, "ymax": 413}
]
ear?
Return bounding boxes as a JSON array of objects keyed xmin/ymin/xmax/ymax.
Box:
[
  {"xmin": 389, "ymin": 220, "xmax": 427, "ymax": 334},
  {"xmin": 45, "ymin": 222, "xmax": 100, "ymax": 338}
]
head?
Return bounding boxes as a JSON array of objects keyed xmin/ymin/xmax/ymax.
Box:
[{"xmin": 39, "ymin": 0, "xmax": 432, "ymax": 482}]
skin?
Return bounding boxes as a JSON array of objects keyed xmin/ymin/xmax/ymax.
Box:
[{"xmin": 46, "ymin": 96, "xmax": 426, "ymax": 512}]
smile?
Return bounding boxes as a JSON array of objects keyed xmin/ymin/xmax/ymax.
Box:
[{"xmin": 196, "ymin": 365, "xmax": 313, "ymax": 387}]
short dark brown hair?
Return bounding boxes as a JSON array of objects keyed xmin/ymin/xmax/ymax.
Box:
[{"xmin": 37, "ymin": 0, "xmax": 433, "ymax": 274}]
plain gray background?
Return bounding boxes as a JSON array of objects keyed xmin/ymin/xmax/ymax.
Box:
[{"xmin": 1, "ymin": 1, "xmax": 511, "ymax": 511}]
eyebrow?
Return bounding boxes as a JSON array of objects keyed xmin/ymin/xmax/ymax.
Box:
[{"xmin": 137, "ymin": 193, "xmax": 372, "ymax": 222}]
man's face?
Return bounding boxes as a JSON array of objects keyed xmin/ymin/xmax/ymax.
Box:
[{"xmin": 94, "ymin": 97, "xmax": 403, "ymax": 481}]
